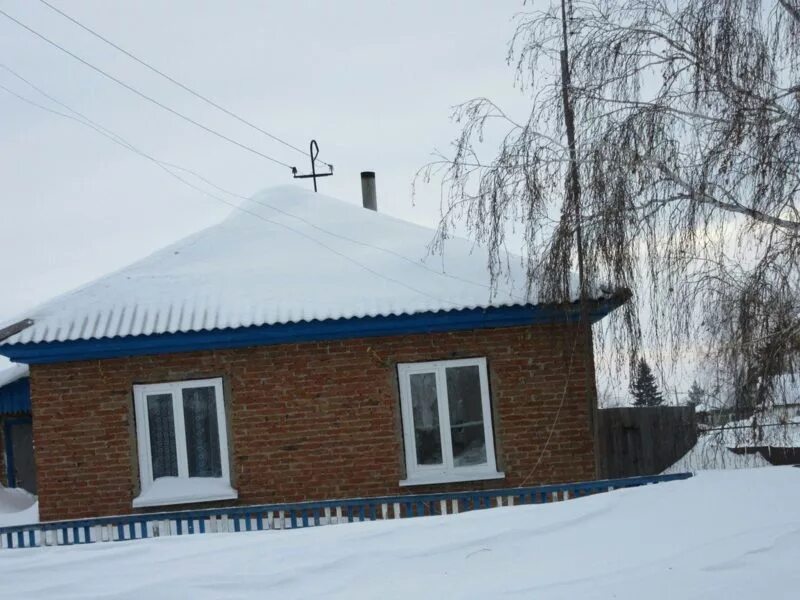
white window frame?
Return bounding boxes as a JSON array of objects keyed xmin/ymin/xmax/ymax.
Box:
[
  {"xmin": 397, "ymin": 357, "xmax": 504, "ymax": 486},
  {"xmin": 132, "ymin": 377, "xmax": 237, "ymax": 508}
]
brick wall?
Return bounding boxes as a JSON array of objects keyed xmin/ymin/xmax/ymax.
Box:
[{"xmin": 29, "ymin": 322, "xmax": 597, "ymax": 521}]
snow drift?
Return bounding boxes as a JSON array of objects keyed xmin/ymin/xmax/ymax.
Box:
[
  {"xmin": 0, "ymin": 484, "xmax": 38, "ymax": 527},
  {"xmin": 0, "ymin": 468, "xmax": 797, "ymax": 599}
]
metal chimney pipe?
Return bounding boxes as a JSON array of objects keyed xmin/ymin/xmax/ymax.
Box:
[{"xmin": 360, "ymin": 171, "xmax": 377, "ymax": 211}]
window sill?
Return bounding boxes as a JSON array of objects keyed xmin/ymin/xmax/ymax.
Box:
[
  {"xmin": 133, "ymin": 477, "xmax": 238, "ymax": 508},
  {"xmin": 399, "ymin": 470, "xmax": 505, "ymax": 487}
]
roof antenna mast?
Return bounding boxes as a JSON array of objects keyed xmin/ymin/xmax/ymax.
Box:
[{"xmin": 291, "ymin": 139, "xmax": 334, "ymax": 192}]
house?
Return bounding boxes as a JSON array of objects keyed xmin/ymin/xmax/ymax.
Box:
[
  {"xmin": 0, "ymin": 185, "xmax": 626, "ymax": 522},
  {"xmin": 0, "ymin": 363, "xmax": 35, "ymax": 494}
]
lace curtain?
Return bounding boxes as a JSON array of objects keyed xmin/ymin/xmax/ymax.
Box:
[
  {"xmin": 182, "ymin": 386, "xmax": 222, "ymax": 477},
  {"xmin": 147, "ymin": 393, "xmax": 178, "ymax": 478}
]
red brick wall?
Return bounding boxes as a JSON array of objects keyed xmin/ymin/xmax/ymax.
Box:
[{"xmin": 29, "ymin": 323, "xmax": 597, "ymax": 521}]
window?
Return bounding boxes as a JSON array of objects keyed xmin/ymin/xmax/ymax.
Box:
[
  {"xmin": 397, "ymin": 358, "xmax": 503, "ymax": 485},
  {"xmin": 132, "ymin": 378, "xmax": 236, "ymax": 507}
]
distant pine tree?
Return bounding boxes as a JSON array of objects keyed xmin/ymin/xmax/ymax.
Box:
[
  {"xmin": 686, "ymin": 381, "xmax": 706, "ymax": 408},
  {"xmin": 631, "ymin": 359, "xmax": 664, "ymax": 407}
]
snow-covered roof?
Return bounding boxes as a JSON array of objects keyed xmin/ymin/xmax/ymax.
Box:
[
  {"xmin": 0, "ymin": 364, "xmax": 28, "ymax": 388},
  {"xmin": 0, "ymin": 186, "xmax": 600, "ymax": 347}
]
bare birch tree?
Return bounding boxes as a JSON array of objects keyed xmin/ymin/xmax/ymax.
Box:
[{"xmin": 423, "ymin": 0, "xmax": 800, "ymax": 416}]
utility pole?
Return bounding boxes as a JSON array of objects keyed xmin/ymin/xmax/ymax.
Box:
[{"xmin": 559, "ymin": 0, "xmax": 599, "ymax": 476}]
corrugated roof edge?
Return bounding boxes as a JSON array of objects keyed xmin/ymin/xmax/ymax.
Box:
[{"xmin": 0, "ymin": 292, "xmax": 629, "ymax": 365}]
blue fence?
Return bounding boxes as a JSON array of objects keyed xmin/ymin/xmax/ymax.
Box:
[{"xmin": 0, "ymin": 472, "xmax": 691, "ymax": 550}]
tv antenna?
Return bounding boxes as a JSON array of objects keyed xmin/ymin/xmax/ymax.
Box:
[{"xmin": 292, "ymin": 139, "xmax": 334, "ymax": 192}]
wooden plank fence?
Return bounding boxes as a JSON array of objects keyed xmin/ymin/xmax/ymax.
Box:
[
  {"xmin": 598, "ymin": 407, "xmax": 697, "ymax": 478},
  {"xmin": 0, "ymin": 472, "xmax": 691, "ymax": 550}
]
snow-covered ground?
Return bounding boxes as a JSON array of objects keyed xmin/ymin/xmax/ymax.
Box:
[
  {"xmin": 664, "ymin": 433, "xmax": 771, "ymax": 473},
  {"xmin": 0, "ymin": 468, "xmax": 797, "ymax": 599},
  {"xmin": 0, "ymin": 484, "xmax": 38, "ymax": 527},
  {"xmin": 666, "ymin": 402, "xmax": 800, "ymax": 473},
  {"xmin": 719, "ymin": 411, "xmax": 800, "ymax": 448}
]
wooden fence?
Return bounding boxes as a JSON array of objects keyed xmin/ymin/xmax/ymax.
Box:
[
  {"xmin": 0, "ymin": 472, "xmax": 691, "ymax": 550},
  {"xmin": 597, "ymin": 406, "xmax": 697, "ymax": 478}
]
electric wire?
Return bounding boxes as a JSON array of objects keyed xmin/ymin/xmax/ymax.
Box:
[
  {"xmin": 0, "ymin": 76, "xmax": 470, "ymax": 309},
  {"xmin": 166, "ymin": 166, "xmax": 519, "ymax": 301},
  {"xmin": 0, "ymin": 7, "xmax": 296, "ymax": 171},
  {"xmin": 35, "ymin": 0, "xmax": 330, "ymax": 169},
  {"xmin": 0, "ymin": 63, "xmax": 521, "ymax": 303}
]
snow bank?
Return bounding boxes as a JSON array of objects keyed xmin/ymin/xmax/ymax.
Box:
[
  {"xmin": 1, "ymin": 468, "xmax": 798, "ymax": 599},
  {"xmin": 0, "ymin": 484, "xmax": 38, "ymax": 527}
]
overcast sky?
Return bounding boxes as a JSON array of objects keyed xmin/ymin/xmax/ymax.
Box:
[
  {"xmin": 0, "ymin": 0, "xmax": 528, "ymax": 332},
  {"xmin": 0, "ymin": 1, "xmax": 699, "ymax": 404}
]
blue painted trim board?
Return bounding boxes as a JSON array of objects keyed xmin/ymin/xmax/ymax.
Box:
[{"xmin": 0, "ymin": 300, "xmax": 623, "ymax": 365}]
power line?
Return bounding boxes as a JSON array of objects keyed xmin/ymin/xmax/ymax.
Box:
[
  {"xmin": 1, "ymin": 62, "xmax": 516, "ymax": 302},
  {"xmin": 2, "ymin": 82, "xmax": 452, "ymax": 307},
  {"xmin": 0, "ymin": 7, "xmax": 295, "ymax": 171},
  {"xmin": 170, "ymin": 165, "xmax": 520, "ymax": 300},
  {"xmin": 0, "ymin": 73, "xmax": 468, "ymax": 309},
  {"xmin": 170, "ymin": 166, "xmax": 516, "ymax": 299},
  {"xmin": 35, "ymin": 0, "xmax": 329, "ymax": 169},
  {"xmin": 702, "ymin": 423, "xmax": 795, "ymax": 432}
]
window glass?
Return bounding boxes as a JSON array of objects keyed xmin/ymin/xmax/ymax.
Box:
[
  {"xmin": 446, "ymin": 365, "xmax": 488, "ymax": 467},
  {"xmin": 147, "ymin": 393, "xmax": 178, "ymax": 479},
  {"xmin": 398, "ymin": 359, "xmax": 497, "ymax": 483},
  {"xmin": 182, "ymin": 386, "xmax": 222, "ymax": 478},
  {"xmin": 409, "ymin": 372, "xmax": 443, "ymax": 465}
]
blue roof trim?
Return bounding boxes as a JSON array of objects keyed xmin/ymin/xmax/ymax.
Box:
[
  {"xmin": 0, "ymin": 300, "xmax": 623, "ymax": 365},
  {"xmin": 0, "ymin": 377, "xmax": 31, "ymax": 415}
]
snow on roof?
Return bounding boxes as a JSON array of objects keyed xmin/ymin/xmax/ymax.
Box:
[
  {"xmin": 1, "ymin": 186, "xmax": 590, "ymax": 347},
  {"xmin": 0, "ymin": 363, "xmax": 28, "ymax": 388}
]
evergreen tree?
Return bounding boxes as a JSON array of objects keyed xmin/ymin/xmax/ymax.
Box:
[
  {"xmin": 631, "ymin": 359, "xmax": 664, "ymax": 407},
  {"xmin": 686, "ymin": 381, "xmax": 706, "ymax": 408}
]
